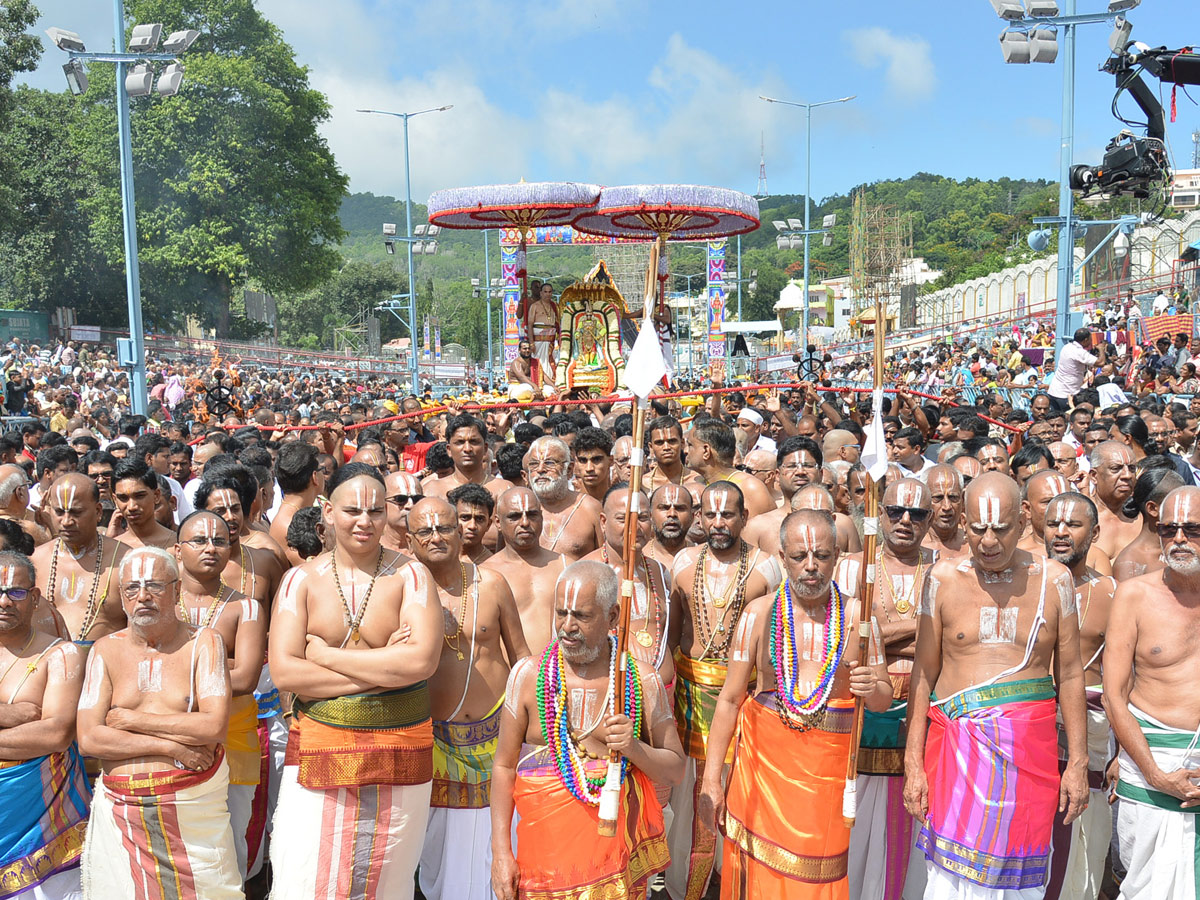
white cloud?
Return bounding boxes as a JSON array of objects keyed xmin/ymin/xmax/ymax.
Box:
[{"xmin": 844, "ymin": 26, "xmax": 936, "ymax": 101}]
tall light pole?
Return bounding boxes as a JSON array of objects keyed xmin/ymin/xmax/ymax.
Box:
[
  {"xmin": 761, "ymin": 93, "xmax": 855, "ymax": 351},
  {"xmin": 484, "ymin": 229, "xmax": 494, "ymax": 391},
  {"xmin": 670, "ymin": 272, "xmax": 705, "ymax": 381},
  {"xmin": 46, "ymin": 5, "xmax": 199, "ymax": 417},
  {"xmin": 357, "ymin": 105, "xmax": 452, "ymax": 394}
]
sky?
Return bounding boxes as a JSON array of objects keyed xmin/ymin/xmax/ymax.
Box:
[{"xmin": 22, "ymin": 1, "xmax": 1199, "ymax": 205}]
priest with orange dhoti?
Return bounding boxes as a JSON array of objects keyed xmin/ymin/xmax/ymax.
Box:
[
  {"xmin": 490, "ymin": 560, "xmax": 685, "ymax": 900},
  {"xmin": 699, "ymin": 510, "xmax": 891, "ymax": 900}
]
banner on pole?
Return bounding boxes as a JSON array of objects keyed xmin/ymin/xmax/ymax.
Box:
[
  {"xmin": 435, "ymin": 319, "xmax": 442, "ymax": 361},
  {"xmin": 423, "ymin": 317, "xmax": 431, "ymax": 360},
  {"xmin": 502, "ymin": 244, "xmax": 521, "ymax": 363},
  {"xmin": 707, "ymin": 240, "xmax": 727, "ymax": 381}
]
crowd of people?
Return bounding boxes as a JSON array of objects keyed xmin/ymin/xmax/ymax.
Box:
[{"xmin": 0, "ymin": 309, "xmax": 1196, "ymax": 900}]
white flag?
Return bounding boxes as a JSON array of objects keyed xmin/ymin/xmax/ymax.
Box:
[
  {"xmin": 625, "ymin": 315, "xmax": 668, "ymax": 399},
  {"xmin": 861, "ymin": 387, "xmax": 889, "ymax": 482}
]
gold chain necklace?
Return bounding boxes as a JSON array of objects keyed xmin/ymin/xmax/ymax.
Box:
[
  {"xmin": 878, "ymin": 552, "xmax": 924, "ymax": 616},
  {"xmin": 332, "ymin": 549, "xmax": 384, "ymax": 644},
  {"xmin": 443, "ymin": 562, "xmax": 470, "ymax": 661},
  {"xmin": 176, "ymin": 579, "xmax": 230, "ymax": 629}
]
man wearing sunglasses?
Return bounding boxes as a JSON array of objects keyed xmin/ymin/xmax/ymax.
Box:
[
  {"xmin": 844, "ymin": 478, "xmax": 935, "ymax": 900},
  {"xmin": 382, "ymin": 471, "xmax": 423, "ymax": 555},
  {"xmin": 1104, "ymin": 485, "xmax": 1200, "ymax": 899},
  {"xmin": 79, "ymin": 546, "xmax": 241, "ymax": 897},
  {"xmin": 0, "ymin": 550, "xmax": 90, "ymax": 900},
  {"xmin": 905, "ymin": 472, "xmax": 1089, "ymax": 899},
  {"xmin": 175, "ymin": 510, "xmax": 266, "ymax": 883}
]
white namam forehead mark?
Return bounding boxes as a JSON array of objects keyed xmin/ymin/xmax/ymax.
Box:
[
  {"xmin": 1044, "ymin": 475, "xmax": 1069, "ymax": 496},
  {"xmin": 198, "ymin": 516, "xmax": 217, "ymax": 541},
  {"xmin": 56, "ymin": 482, "xmax": 78, "ymax": 510},
  {"xmin": 706, "ymin": 491, "xmax": 729, "ymax": 515},
  {"xmin": 662, "ymin": 485, "xmax": 684, "ymax": 506},
  {"xmin": 129, "ymin": 554, "xmax": 152, "ymax": 584},
  {"xmin": 1, "ymin": 566, "xmax": 13, "ymax": 591},
  {"xmin": 797, "ymin": 525, "xmax": 817, "ymax": 553},
  {"xmin": 516, "ymin": 492, "xmax": 533, "ymax": 514},
  {"xmin": 1169, "ymin": 492, "xmax": 1196, "ymax": 523},
  {"xmin": 562, "ymin": 577, "xmax": 582, "ymax": 613},
  {"xmin": 977, "ymin": 496, "xmax": 1003, "ymax": 527},
  {"xmin": 895, "ymin": 483, "xmax": 922, "ymax": 509},
  {"xmin": 211, "ymin": 489, "xmax": 239, "ymax": 510}
]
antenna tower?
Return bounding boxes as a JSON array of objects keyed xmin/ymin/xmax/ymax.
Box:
[{"xmin": 755, "ymin": 132, "xmax": 769, "ymax": 200}]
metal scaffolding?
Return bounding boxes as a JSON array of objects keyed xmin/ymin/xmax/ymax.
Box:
[{"xmin": 849, "ymin": 189, "xmax": 913, "ymax": 328}]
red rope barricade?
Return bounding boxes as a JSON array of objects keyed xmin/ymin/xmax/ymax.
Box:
[{"xmin": 184, "ymin": 379, "xmax": 1022, "ymax": 443}]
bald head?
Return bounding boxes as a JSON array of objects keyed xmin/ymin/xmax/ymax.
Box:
[
  {"xmin": 883, "ymin": 477, "xmax": 930, "ymax": 511},
  {"xmin": 780, "ymin": 509, "xmax": 838, "ymax": 600},
  {"xmin": 1158, "ymin": 485, "xmax": 1200, "ymax": 575},
  {"xmin": 1022, "ymin": 468, "xmax": 1071, "ymax": 503},
  {"xmin": 822, "ymin": 429, "xmax": 859, "ymax": 462},
  {"xmin": 926, "ymin": 464, "xmax": 963, "ymax": 495},
  {"xmin": 1047, "ymin": 441, "xmax": 1079, "ymax": 475},
  {"xmin": 792, "ymin": 484, "xmax": 835, "ymax": 512}
]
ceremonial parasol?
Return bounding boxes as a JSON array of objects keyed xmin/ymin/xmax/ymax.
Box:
[
  {"xmin": 426, "ymin": 181, "xmax": 602, "ymax": 332},
  {"xmin": 574, "ymin": 184, "xmax": 760, "ymax": 316}
]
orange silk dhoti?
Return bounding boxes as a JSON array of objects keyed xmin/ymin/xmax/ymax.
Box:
[
  {"xmin": 721, "ymin": 694, "xmax": 854, "ymax": 900},
  {"xmin": 514, "ymin": 744, "xmax": 669, "ymax": 899}
]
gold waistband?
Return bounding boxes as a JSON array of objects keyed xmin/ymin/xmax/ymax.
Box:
[
  {"xmin": 674, "ymin": 651, "xmax": 728, "ymax": 687},
  {"xmin": 295, "ymin": 683, "xmax": 431, "ymax": 730}
]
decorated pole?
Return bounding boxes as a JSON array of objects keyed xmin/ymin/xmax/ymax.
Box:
[
  {"xmin": 598, "ymin": 248, "xmax": 668, "ymax": 837},
  {"xmin": 843, "ymin": 294, "xmax": 887, "ymax": 827}
]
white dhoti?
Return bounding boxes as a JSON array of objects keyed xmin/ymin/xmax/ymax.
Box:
[
  {"xmin": 227, "ymin": 783, "xmax": 255, "ymax": 880},
  {"xmin": 923, "ymin": 864, "xmax": 1047, "ymax": 900},
  {"xmin": 848, "ymin": 773, "xmax": 927, "ymax": 900},
  {"xmin": 1115, "ymin": 705, "xmax": 1200, "ymax": 900},
  {"xmin": 249, "ymin": 666, "xmax": 288, "ymax": 880},
  {"xmin": 418, "ymin": 808, "xmax": 492, "ymax": 900},
  {"xmin": 531, "ymin": 336, "xmax": 555, "ymax": 385},
  {"xmin": 81, "ymin": 755, "xmax": 243, "ymax": 899},
  {"xmin": 269, "ymin": 767, "xmax": 431, "ymax": 900}
]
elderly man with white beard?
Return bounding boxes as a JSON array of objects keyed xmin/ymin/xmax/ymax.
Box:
[
  {"xmin": 522, "ymin": 436, "xmax": 602, "ymax": 560},
  {"xmin": 1104, "ymin": 485, "xmax": 1200, "ymax": 899}
]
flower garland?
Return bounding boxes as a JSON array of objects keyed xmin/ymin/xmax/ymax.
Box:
[
  {"xmin": 770, "ymin": 579, "xmax": 845, "ymax": 730},
  {"xmin": 536, "ymin": 635, "xmax": 643, "ymax": 806}
]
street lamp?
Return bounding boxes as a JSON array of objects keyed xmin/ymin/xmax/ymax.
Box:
[
  {"xmin": 471, "ymin": 229, "xmax": 503, "ymax": 392},
  {"xmin": 357, "ymin": 105, "xmax": 453, "ymax": 395},
  {"xmin": 761, "ymin": 93, "xmax": 855, "ymax": 351},
  {"xmin": 380, "ymin": 222, "xmax": 439, "ymax": 390},
  {"xmin": 45, "ymin": 1, "xmax": 199, "ymax": 418},
  {"xmin": 772, "ymin": 214, "xmax": 839, "ymax": 342},
  {"xmin": 988, "ymin": 0, "xmax": 1128, "ymax": 349}
]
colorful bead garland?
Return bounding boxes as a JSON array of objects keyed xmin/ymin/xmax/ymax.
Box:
[
  {"xmin": 536, "ymin": 635, "xmax": 644, "ymax": 806},
  {"xmin": 770, "ymin": 580, "xmax": 845, "ymax": 725}
]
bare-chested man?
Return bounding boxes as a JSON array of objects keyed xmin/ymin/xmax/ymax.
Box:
[
  {"xmin": 78, "ymin": 546, "xmax": 242, "ymax": 896},
  {"xmin": 846, "ymin": 478, "xmax": 934, "ymax": 899},
  {"xmin": 482, "ymin": 487, "xmax": 568, "ymax": 655},
  {"xmin": 524, "ymin": 435, "xmax": 602, "ymax": 560},
  {"xmin": 583, "ymin": 485, "xmax": 675, "ymax": 687},
  {"xmin": 0, "ymin": 464, "xmax": 50, "ymax": 546},
  {"xmin": 572, "ymin": 427, "xmax": 613, "ymax": 504},
  {"xmin": 1088, "ymin": 441, "xmax": 1141, "ymax": 562},
  {"xmin": 742, "ymin": 435, "xmax": 831, "ymax": 554},
  {"xmin": 110, "ymin": 459, "xmax": 178, "ymax": 550},
  {"xmin": 684, "ymin": 420, "xmax": 776, "ymax": 519},
  {"xmin": 406, "ymin": 498, "xmax": 527, "ymax": 900},
  {"xmin": 1041, "ymin": 492, "xmax": 1117, "ymax": 900},
  {"xmin": 382, "ymin": 470, "xmax": 423, "ymax": 553},
  {"xmin": 527, "ymin": 283, "xmax": 559, "ymax": 386},
  {"xmin": 665, "ymin": 480, "xmax": 783, "ymax": 900},
  {"xmin": 505, "ymin": 340, "xmax": 541, "ymax": 401},
  {"xmin": 1113, "ymin": 465, "xmax": 1183, "ymax": 582},
  {"xmin": 194, "ymin": 475, "xmax": 283, "ymax": 605},
  {"xmin": 269, "ymin": 462, "xmax": 442, "ymax": 898},
  {"xmin": 33, "ymin": 472, "xmax": 128, "ymax": 645},
  {"xmin": 611, "ymin": 435, "xmax": 634, "ymax": 485},
  {"xmin": 1020, "ymin": 468, "xmax": 1114, "ymax": 576},
  {"xmin": 789, "ymin": 485, "xmax": 862, "ymax": 554},
  {"xmin": 268, "ymin": 440, "xmax": 325, "ymax": 550},
  {"xmin": 447, "ymin": 482, "xmax": 495, "ymax": 565},
  {"xmin": 925, "ymin": 463, "xmax": 969, "ymax": 559},
  {"xmin": 646, "ymin": 416, "xmax": 697, "ymax": 491},
  {"xmin": 904, "ymin": 472, "xmax": 1089, "ymax": 899},
  {"xmin": 645, "ymin": 483, "xmax": 694, "ymax": 570},
  {"xmin": 175, "ymin": 510, "xmax": 266, "ymax": 880},
  {"xmin": 0, "ymin": 550, "xmax": 89, "ymax": 899},
  {"xmin": 1104, "ymin": 484, "xmax": 1200, "ymax": 897},
  {"xmin": 424, "ymin": 415, "xmax": 512, "ymax": 552}
]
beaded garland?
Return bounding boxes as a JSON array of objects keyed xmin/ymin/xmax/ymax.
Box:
[
  {"xmin": 536, "ymin": 635, "xmax": 644, "ymax": 806},
  {"xmin": 770, "ymin": 580, "xmax": 846, "ymax": 731}
]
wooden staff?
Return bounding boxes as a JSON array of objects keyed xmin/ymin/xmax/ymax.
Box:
[
  {"xmin": 597, "ymin": 395, "xmax": 649, "ymax": 836},
  {"xmin": 843, "ymin": 294, "xmax": 886, "ymax": 827}
]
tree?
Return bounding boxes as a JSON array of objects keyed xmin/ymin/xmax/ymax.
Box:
[
  {"xmin": 277, "ymin": 260, "xmax": 406, "ymax": 349},
  {"xmin": 0, "ymin": 1, "xmax": 41, "ymax": 232},
  {"xmin": 76, "ymin": 0, "xmax": 348, "ymax": 336}
]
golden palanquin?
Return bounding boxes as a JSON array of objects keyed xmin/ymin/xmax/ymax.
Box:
[{"xmin": 555, "ymin": 261, "xmax": 628, "ymax": 396}]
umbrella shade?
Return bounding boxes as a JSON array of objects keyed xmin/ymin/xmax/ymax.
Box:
[
  {"xmin": 573, "ymin": 184, "xmax": 760, "ymax": 240},
  {"xmin": 427, "ymin": 181, "xmax": 601, "ymax": 230}
]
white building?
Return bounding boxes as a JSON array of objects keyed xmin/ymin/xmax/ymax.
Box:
[{"xmin": 1170, "ymin": 169, "xmax": 1200, "ymax": 210}]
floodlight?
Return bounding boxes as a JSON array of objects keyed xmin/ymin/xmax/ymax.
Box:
[
  {"xmin": 412, "ymin": 241, "xmax": 424, "ymax": 254},
  {"xmin": 1107, "ymin": 0, "xmax": 1139, "ymax": 11},
  {"xmin": 63, "ymin": 59, "xmax": 88, "ymax": 95},
  {"xmin": 156, "ymin": 63, "xmax": 184, "ymax": 96},
  {"xmin": 1028, "ymin": 229, "xmax": 1052, "ymax": 252},
  {"xmin": 471, "ymin": 278, "xmax": 480, "ymax": 287},
  {"xmin": 124, "ymin": 64, "xmax": 154, "ymax": 97},
  {"xmin": 424, "ymin": 241, "xmax": 437, "ymax": 255},
  {"xmin": 787, "ymin": 218, "xmax": 804, "ymax": 230},
  {"xmin": 385, "ymin": 240, "xmax": 395, "ymax": 255},
  {"xmin": 161, "ymin": 29, "xmax": 200, "ymax": 53},
  {"xmin": 822, "ymin": 234, "xmax": 834, "ymax": 247},
  {"xmin": 128, "ymin": 24, "xmax": 162, "ymax": 53},
  {"xmin": 1029, "ymin": 27, "xmax": 1058, "ymax": 63},
  {"xmin": 772, "ymin": 220, "xmax": 788, "ymax": 232},
  {"xmin": 414, "ymin": 224, "xmax": 428, "ymax": 235},
  {"xmin": 1000, "ymin": 30, "xmax": 1032, "ymax": 64},
  {"xmin": 776, "ymin": 236, "xmax": 789, "ymax": 250},
  {"xmin": 989, "ymin": 0, "xmax": 1026, "ymax": 20},
  {"xmin": 426, "ymin": 225, "xmax": 440, "ymax": 236},
  {"xmin": 45, "ymin": 27, "xmax": 85, "ymax": 52},
  {"xmin": 789, "ymin": 237, "xmax": 804, "ymax": 250},
  {"xmin": 1109, "ymin": 16, "xmax": 1132, "ymax": 53},
  {"xmin": 1025, "ymin": 0, "xmax": 1058, "ymax": 15},
  {"xmin": 383, "ymin": 223, "xmax": 397, "ymax": 236},
  {"xmin": 822, "ymin": 214, "xmax": 837, "ymax": 228}
]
